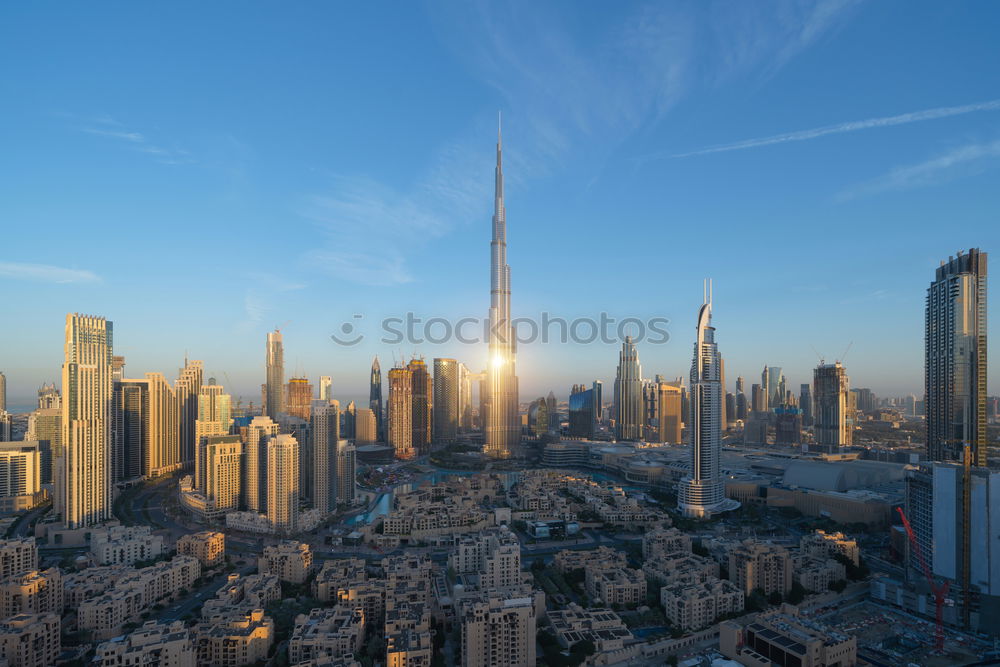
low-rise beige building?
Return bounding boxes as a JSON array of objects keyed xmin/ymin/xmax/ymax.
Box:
[
  {"xmin": 800, "ymin": 531, "xmax": 860, "ymax": 567},
  {"xmin": 547, "ymin": 603, "xmax": 633, "ymax": 653},
  {"xmin": 258, "ymin": 541, "xmax": 313, "ymax": 584},
  {"xmin": 660, "ymin": 578, "xmax": 745, "ymax": 632},
  {"xmin": 202, "ymin": 573, "xmax": 281, "ymax": 620},
  {"xmin": 177, "ymin": 531, "xmax": 226, "ymax": 567},
  {"xmin": 585, "ymin": 567, "xmax": 647, "ymax": 608},
  {"xmin": 0, "ymin": 613, "xmax": 59, "ymax": 667},
  {"xmin": 194, "ymin": 609, "xmax": 274, "ymax": 667},
  {"xmin": 552, "ymin": 546, "xmax": 627, "ymax": 574},
  {"xmin": 63, "ymin": 565, "xmax": 131, "ymax": 609},
  {"xmin": 288, "ymin": 607, "xmax": 365, "ymax": 665},
  {"xmin": 385, "ymin": 601, "xmax": 433, "ymax": 667},
  {"xmin": 79, "ymin": 556, "xmax": 201, "ymax": 640},
  {"xmin": 95, "ymin": 620, "xmax": 195, "ymax": 667},
  {"xmin": 729, "ymin": 540, "xmax": 793, "ymax": 597},
  {"xmin": 89, "ymin": 524, "xmax": 164, "ymax": 566},
  {"xmin": 719, "ymin": 605, "xmax": 857, "ymax": 667},
  {"xmin": 0, "ymin": 569, "xmax": 62, "ymax": 618},
  {"xmin": 643, "ymin": 552, "xmax": 719, "ymax": 587},
  {"xmin": 642, "ymin": 527, "xmax": 692, "ymax": 559},
  {"xmin": 0, "ymin": 538, "xmax": 37, "ymax": 580},
  {"xmin": 794, "ymin": 556, "xmax": 847, "ymax": 593}
]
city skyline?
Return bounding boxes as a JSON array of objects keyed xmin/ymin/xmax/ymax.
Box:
[{"xmin": 2, "ymin": 3, "xmax": 999, "ymax": 406}]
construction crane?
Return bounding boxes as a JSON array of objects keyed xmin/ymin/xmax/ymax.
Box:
[{"xmin": 897, "ymin": 506, "xmax": 949, "ymax": 652}]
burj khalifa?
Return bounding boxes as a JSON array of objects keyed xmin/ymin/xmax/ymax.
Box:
[{"xmin": 484, "ymin": 117, "xmax": 520, "ymax": 458}]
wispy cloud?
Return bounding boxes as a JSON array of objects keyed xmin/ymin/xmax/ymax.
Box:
[
  {"xmin": 839, "ymin": 138, "xmax": 1000, "ymax": 200},
  {"xmin": 664, "ymin": 98, "xmax": 1000, "ymax": 159},
  {"xmin": 75, "ymin": 115, "xmax": 194, "ymax": 165},
  {"xmin": 307, "ymin": 1, "xmax": 857, "ymax": 286},
  {"xmin": 299, "ymin": 136, "xmax": 492, "ymax": 287},
  {"xmin": 0, "ymin": 262, "xmax": 101, "ymax": 284},
  {"xmin": 238, "ymin": 274, "xmax": 306, "ymax": 332}
]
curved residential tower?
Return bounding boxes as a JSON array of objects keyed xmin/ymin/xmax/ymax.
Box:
[
  {"xmin": 678, "ymin": 283, "xmax": 740, "ymax": 518},
  {"xmin": 485, "ymin": 117, "xmax": 520, "ymax": 458}
]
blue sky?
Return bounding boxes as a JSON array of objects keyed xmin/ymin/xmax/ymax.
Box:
[{"xmin": 2, "ymin": 1, "xmax": 999, "ymax": 409}]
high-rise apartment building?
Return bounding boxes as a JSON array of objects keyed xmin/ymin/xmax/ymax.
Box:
[
  {"xmin": 926, "ymin": 248, "xmax": 988, "ymax": 465},
  {"xmin": 175, "ymin": 360, "xmax": 203, "ymax": 466},
  {"xmin": 460, "ymin": 592, "xmax": 536, "ymax": 667},
  {"xmin": 799, "ymin": 383, "xmax": 813, "ymax": 427},
  {"xmin": 311, "ymin": 401, "xmax": 339, "ymax": 514},
  {"xmin": 60, "ymin": 314, "xmax": 114, "ymax": 529},
  {"xmin": 203, "ymin": 435, "xmax": 242, "ymax": 515},
  {"xmin": 37, "ymin": 384, "xmax": 60, "ymax": 410},
  {"xmin": 369, "ymin": 356, "xmax": 383, "ymax": 441},
  {"xmin": 285, "ymin": 377, "xmax": 312, "ymax": 421},
  {"xmin": 336, "ymin": 439, "xmax": 356, "ymax": 505},
  {"xmin": 614, "ymin": 337, "xmax": 644, "ymax": 441},
  {"xmin": 0, "ymin": 372, "xmax": 5, "ymax": 413},
  {"xmin": 655, "ymin": 381, "xmax": 683, "ymax": 444},
  {"xmin": 145, "ymin": 372, "xmax": 180, "ymax": 477},
  {"xmin": 266, "ymin": 434, "xmax": 299, "ymax": 534},
  {"xmin": 319, "ymin": 376, "xmax": 332, "ymax": 402},
  {"xmin": 388, "ymin": 367, "xmax": 414, "ymax": 460},
  {"xmin": 568, "ymin": 383, "xmax": 597, "ymax": 439},
  {"xmin": 194, "ymin": 382, "xmax": 232, "ymax": 491},
  {"xmin": 244, "ymin": 416, "xmax": 278, "ymax": 513},
  {"xmin": 407, "ymin": 359, "xmax": 432, "ymax": 455},
  {"xmin": 433, "ymin": 358, "xmax": 459, "ymax": 445},
  {"xmin": 677, "ymin": 288, "xmax": 739, "ymax": 519},
  {"xmin": 484, "ymin": 121, "xmax": 519, "ymax": 459},
  {"xmin": 112, "ymin": 378, "xmax": 148, "ymax": 482},
  {"xmin": 813, "ymin": 362, "xmax": 851, "ymax": 453},
  {"xmin": 0, "ymin": 442, "xmax": 42, "ymax": 508},
  {"xmin": 355, "ymin": 408, "xmax": 377, "ymax": 445},
  {"xmin": 26, "ymin": 407, "xmax": 59, "ymax": 485},
  {"xmin": 265, "ymin": 330, "xmax": 284, "ymax": 419}
]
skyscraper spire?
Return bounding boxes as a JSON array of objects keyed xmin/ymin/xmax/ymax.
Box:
[{"xmin": 485, "ymin": 117, "xmax": 518, "ymax": 459}]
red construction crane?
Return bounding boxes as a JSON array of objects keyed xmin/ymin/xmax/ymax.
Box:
[{"xmin": 897, "ymin": 506, "xmax": 949, "ymax": 652}]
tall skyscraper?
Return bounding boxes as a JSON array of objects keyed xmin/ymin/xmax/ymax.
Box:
[
  {"xmin": 336, "ymin": 439, "xmax": 356, "ymax": 505},
  {"xmin": 60, "ymin": 313, "xmax": 114, "ymax": 529},
  {"xmin": 37, "ymin": 384, "xmax": 60, "ymax": 410},
  {"xmin": 678, "ymin": 287, "xmax": 739, "ymax": 519},
  {"xmin": 311, "ymin": 401, "xmax": 339, "ymax": 514},
  {"xmin": 145, "ymin": 372, "xmax": 180, "ymax": 476},
  {"xmin": 203, "ymin": 435, "xmax": 242, "ymax": 515},
  {"xmin": 926, "ymin": 248, "xmax": 988, "ymax": 466},
  {"xmin": 111, "ymin": 356, "xmax": 126, "ymax": 382},
  {"xmin": 813, "ymin": 361, "xmax": 851, "ymax": 453},
  {"xmin": 286, "ymin": 377, "xmax": 313, "ymax": 421},
  {"xmin": 433, "ymin": 358, "xmax": 459, "ymax": 445},
  {"xmin": 799, "ymin": 383, "xmax": 813, "ymax": 427},
  {"xmin": 458, "ymin": 363, "xmax": 474, "ymax": 431},
  {"xmin": 655, "ymin": 381, "xmax": 683, "ymax": 444},
  {"xmin": 568, "ymin": 384, "xmax": 596, "ymax": 439},
  {"xmin": 265, "ymin": 329, "xmax": 284, "ymax": 419},
  {"xmin": 244, "ymin": 415, "xmax": 278, "ymax": 513},
  {"xmin": 355, "ymin": 408, "xmax": 377, "ymax": 445},
  {"xmin": 614, "ymin": 337, "xmax": 643, "ymax": 441},
  {"xmin": 0, "ymin": 371, "xmax": 5, "ymax": 413},
  {"xmin": 26, "ymin": 407, "xmax": 60, "ymax": 485},
  {"xmin": 112, "ymin": 378, "xmax": 148, "ymax": 482},
  {"xmin": 735, "ymin": 376, "xmax": 745, "ymax": 395},
  {"xmin": 266, "ymin": 433, "xmax": 299, "ymax": 534},
  {"xmin": 174, "ymin": 359, "xmax": 203, "ymax": 466},
  {"xmin": 760, "ymin": 366, "xmax": 769, "ymax": 412},
  {"xmin": 484, "ymin": 120, "xmax": 519, "ymax": 459},
  {"xmin": 767, "ymin": 367, "xmax": 785, "ymax": 409},
  {"xmin": 369, "ymin": 356, "xmax": 383, "ymax": 441},
  {"xmin": 0, "ymin": 412, "xmax": 11, "ymax": 442},
  {"xmin": 318, "ymin": 376, "xmax": 332, "ymax": 402},
  {"xmin": 408, "ymin": 358, "xmax": 432, "ymax": 455},
  {"xmin": 388, "ymin": 367, "xmax": 414, "ymax": 460},
  {"xmin": 194, "ymin": 381, "xmax": 232, "ymax": 492}
]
